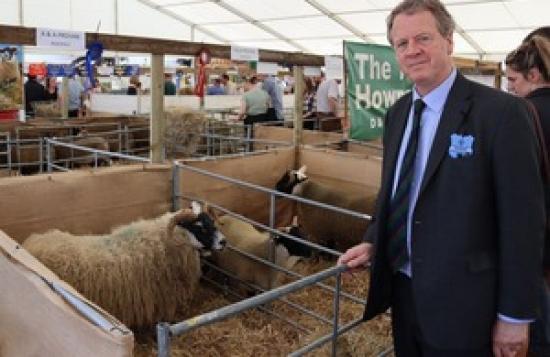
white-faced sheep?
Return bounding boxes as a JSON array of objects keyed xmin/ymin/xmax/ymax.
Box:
[
  {"xmin": 276, "ymin": 165, "xmax": 377, "ymax": 252},
  {"xmin": 210, "ymin": 215, "xmax": 301, "ymax": 293},
  {"xmin": 22, "ymin": 202, "xmax": 226, "ymax": 329}
]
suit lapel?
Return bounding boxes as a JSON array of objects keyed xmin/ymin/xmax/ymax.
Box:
[{"xmin": 418, "ymin": 73, "xmax": 473, "ymax": 197}]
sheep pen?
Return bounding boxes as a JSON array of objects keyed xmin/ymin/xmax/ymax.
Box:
[{"xmin": 22, "ymin": 205, "xmax": 226, "ymax": 330}]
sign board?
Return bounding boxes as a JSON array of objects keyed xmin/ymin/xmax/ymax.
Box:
[
  {"xmin": 96, "ymin": 65, "xmax": 114, "ymax": 76},
  {"xmin": 231, "ymin": 46, "xmax": 259, "ymax": 62},
  {"xmin": 345, "ymin": 41, "xmax": 411, "ymax": 140},
  {"xmin": 257, "ymin": 62, "xmax": 278, "ymax": 75},
  {"xmin": 36, "ymin": 28, "xmax": 85, "ymax": 50},
  {"xmin": 324, "ymin": 56, "xmax": 343, "ymax": 80},
  {"xmin": 304, "ymin": 66, "xmax": 322, "ymax": 77}
]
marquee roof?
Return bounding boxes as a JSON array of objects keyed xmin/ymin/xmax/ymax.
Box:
[{"xmin": 1, "ymin": 0, "xmax": 547, "ymax": 61}]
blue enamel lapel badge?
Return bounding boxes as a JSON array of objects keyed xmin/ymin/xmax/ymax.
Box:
[{"xmin": 449, "ymin": 134, "xmax": 474, "ymax": 158}]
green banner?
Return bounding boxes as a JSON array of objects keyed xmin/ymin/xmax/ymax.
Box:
[{"xmin": 345, "ymin": 41, "xmax": 411, "ymax": 141}]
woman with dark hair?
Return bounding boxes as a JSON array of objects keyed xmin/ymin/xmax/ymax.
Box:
[
  {"xmin": 506, "ymin": 33, "xmax": 550, "ymax": 357},
  {"xmin": 525, "ymin": 26, "xmax": 550, "ymax": 42}
]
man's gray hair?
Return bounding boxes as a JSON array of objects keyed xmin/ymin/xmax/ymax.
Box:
[{"xmin": 386, "ymin": 0, "xmax": 456, "ymax": 44}]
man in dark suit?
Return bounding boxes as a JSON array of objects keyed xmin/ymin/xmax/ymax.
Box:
[{"xmin": 338, "ymin": 1, "xmax": 546, "ymax": 356}]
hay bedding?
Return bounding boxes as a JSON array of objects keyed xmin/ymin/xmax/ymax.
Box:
[
  {"xmin": 164, "ymin": 107, "xmax": 208, "ymax": 159},
  {"xmin": 135, "ymin": 257, "xmax": 392, "ymax": 356}
]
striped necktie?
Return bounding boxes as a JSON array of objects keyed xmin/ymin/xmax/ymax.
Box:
[{"xmin": 387, "ymin": 99, "xmax": 426, "ymax": 272}]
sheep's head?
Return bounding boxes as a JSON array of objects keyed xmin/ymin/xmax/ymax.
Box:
[
  {"xmin": 275, "ymin": 215, "xmax": 313, "ymax": 258},
  {"xmin": 170, "ymin": 201, "xmax": 226, "ymax": 256},
  {"xmin": 275, "ymin": 165, "xmax": 308, "ymax": 194}
]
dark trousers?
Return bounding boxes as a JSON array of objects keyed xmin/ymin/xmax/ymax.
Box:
[
  {"xmin": 243, "ymin": 113, "xmax": 267, "ymax": 151},
  {"xmin": 530, "ymin": 278, "xmax": 550, "ymax": 356},
  {"xmin": 391, "ymin": 273, "xmax": 492, "ymax": 357}
]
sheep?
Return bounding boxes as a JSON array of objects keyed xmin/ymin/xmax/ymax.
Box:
[
  {"xmin": 22, "ymin": 201, "xmax": 226, "ymax": 329},
  {"xmin": 273, "ymin": 215, "xmax": 313, "ymax": 258},
  {"xmin": 52, "ymin": 131, "xmax": 112, "ymax": 168},
  {"xmin": 210, "ymin": 214, "xmax": 302, "ymax": 293},
  {"xmin": 276, "ymin": 165, "xmax": 377, "ymax": 252}
]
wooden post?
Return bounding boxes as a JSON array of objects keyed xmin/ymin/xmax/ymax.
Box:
[
  {"xmin": 293, "ymin": 65, "xmax": 304, "ymax": 167},
  {"xmin": 150, "ymin": 54, "xmax": 165, "ymax": 163}
]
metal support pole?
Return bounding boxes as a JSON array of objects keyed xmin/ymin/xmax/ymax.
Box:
[
  {"xmin": 207, "ymin": 122, "xmax": 212, "ymax": 156},
  {"xmin": 156, "ymin": 322, "xmax": 171, "ymax": 357},
  {"xmin": 118, "ymin": 123, "xmax": 123, "ymax": 153},
  {"xmin": 6, "ymin": 134, "xmax": 12, "ymax": 171},
  {"xmin": 246, "ymin": 124, "xmax": 252, "ymax": 152},
  {"xmin": 46, "ymin": 139, "xmax": 52, "ymax": 173},
  {"xmin": 331, "ymin": 273, "xmax": 342, "ymax": 356},
  {"xmin": 94, "ymin": 152, "xmax": 98, "ymax": 168},
  {"xmin": 172, "ymin": 164, "xmax": 180, "ymax": 211},
  {"xmin": 124, "ymin": 125, "xmax": 129, "ymax": 154},
  {"xmin": 268, "ymin": 193, "xmax": 277, "ymax": 289},
  {"xmin": 38, "ymin": 138, "xmax": 43, "ymax": 173}
]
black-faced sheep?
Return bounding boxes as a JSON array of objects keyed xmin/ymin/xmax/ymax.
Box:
[
  {"xmin": 211, "ymin": 215, "xmax": 301, "ymax": 293},
  {"xmin": 276, "ymin": 165, "xmax": 377, "ymax": 252},
  {"xmin": 22, "ymin": 201, "xmax": 226, "ymax": 329}
]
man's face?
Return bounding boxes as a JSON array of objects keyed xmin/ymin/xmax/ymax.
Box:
[
  {"xmin": 390, "ymin": 10, "xmax": 454, "ymax": 95},
  {"xmin": 506, "ymin": 67, "xmax": 531, "ymax": 97}
]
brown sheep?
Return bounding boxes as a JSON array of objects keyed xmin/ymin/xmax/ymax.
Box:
[
  {"xmin": 276, "ymin": 166, "xmax": 377, "ymax": 252},
  {"xmin": 211, "ymin": 215, "xmax": 300, "ymax": 293}
]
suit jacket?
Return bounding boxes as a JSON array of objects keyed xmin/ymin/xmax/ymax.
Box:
[{"xmin": 363, "ymin": 73, "xmax": 545, "ymax": 349}]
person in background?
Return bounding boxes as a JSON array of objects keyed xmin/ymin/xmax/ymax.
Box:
[
  {"xmin": 44, "ymin": 76, "xmax": 58, "ymax": 101},
  {"xmin": 207, "ymin": 78, "xmax": 225, "ymax": 95},
  {"xmin": 338, "ymin": 1, "xmax": 545, "ymax": 356},
  {"xmin": 92, "ymin": 79, "xmax": 103, "ymax": 93},
  {"xmin": 24, "ymin": 74, "xmax": 48, "ymax": 117},
  {"xmin": 238, "ymin": 76, "xmax": 269, "ymax": 124},
  {"xmin": 506, "ymin": 32, "xmax": 550, "ymax": 357},
  {"xmin": 164, "ymin": 73, "xmax": 176, "ymax": 95},
  {"xmin": 315, "ymin": 72, "xmax": 344, "ymax": 136},
  {"xmin": 67, "ymin": 69, "xmax": 85, "ymax": 118},
  {"xmin": 127, "ymin": 75, "xmax": 140, "ymax": 95},
  {"xmin": 221, "ymin": 73, "xmax": 237, "ymax": 95},
  {"xmin": 238, "ymin": 76, "xmax": 270, "ymax": 150},
  {"xmin": 303, "ymin": 77, "xmax": 317, "ymax": 130},
  {"xmin": 260, "ymin": 74, "xmax": 284, "ymax": 121}
]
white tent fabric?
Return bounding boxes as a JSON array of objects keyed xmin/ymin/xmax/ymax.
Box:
[{"xmin": 0, "ymin": 0, "xmax": 548, "ymax": 61}]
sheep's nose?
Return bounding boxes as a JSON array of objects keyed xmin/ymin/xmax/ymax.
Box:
[{"xmin": 220, "ymin": 240, "xmax": 227, "ymax": 247}]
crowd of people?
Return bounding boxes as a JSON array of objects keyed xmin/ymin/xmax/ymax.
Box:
[{"xmin": 24, "ymin": 70, "xmax": 86, "ymax": 118}]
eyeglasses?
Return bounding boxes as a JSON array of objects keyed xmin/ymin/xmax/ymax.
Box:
[{"xmin": 393, "ymin": 33, "xmax": 435, "ymax": 53}]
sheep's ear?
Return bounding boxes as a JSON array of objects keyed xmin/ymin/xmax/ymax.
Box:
[
  {"xmin": 206, "ymin": 205, "xmax": 219, "ymax": 221},
  {"xmin": 168, "ymin": 210, "xmax": 195, "ymax": 236},
  {"xmin": 296, "ymin": 165, "xmax": 307, "ymax": 181},
  {"xmin": 191, "ymin": 201, "xmax": 202, "ymax": 215}
]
